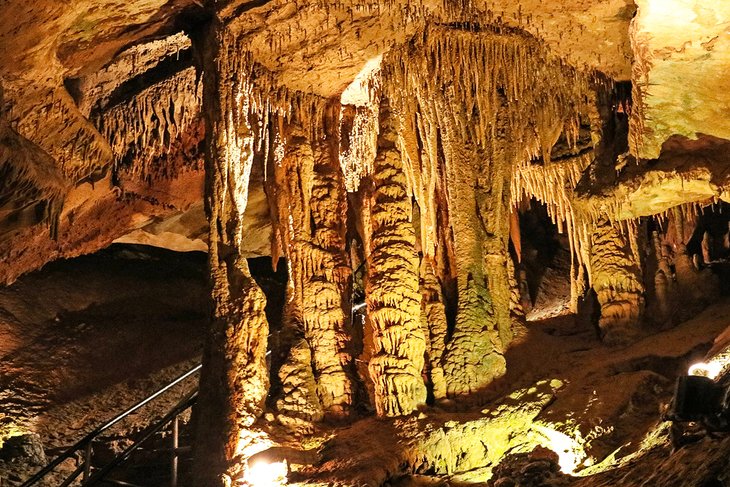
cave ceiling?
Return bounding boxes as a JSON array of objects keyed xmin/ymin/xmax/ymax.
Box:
[{"xmin": 0, "ymin": 0, "xmax": 729, "ymax": 282}]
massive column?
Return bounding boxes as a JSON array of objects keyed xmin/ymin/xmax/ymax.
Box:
[
  {"xmin": 193, "ymin": 22, "xmax": 269, "ymax": 487},
  {"xmin": 362, "ymin": 98, "xmax": 427, "ymax": 416},
  {"xmin": 307, "ymin": 131, "xmax": 355, "ymax": 415},
  {"xmin": 439, "ymin": 109, "xmax": 508, "ymax": 398},
  {"xmin": 383, "ymin": 26, "xmax": 597, "ymax": 398}
]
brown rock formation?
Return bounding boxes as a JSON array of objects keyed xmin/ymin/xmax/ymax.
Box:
[
  {"xmin": 192, "ymin": 24, "xmax": 269, "ymax": 486},
  {"xmin": 589, "ymin": 219, "xmax": 645, "ymax": 345}
]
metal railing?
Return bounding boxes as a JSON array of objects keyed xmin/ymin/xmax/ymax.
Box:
[{"xmin": 21, "ymin": 364, "xmax": 201, "ymax": 487}]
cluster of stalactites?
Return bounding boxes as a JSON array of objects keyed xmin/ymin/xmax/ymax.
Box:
[
  {"xmin": 510, "ymin": 153, "xmax": 595, "ymax": 303},
  {"xmin": 384, "ymin": 25, "xmax": 594, "ymax": 154},
  {"xmin": 338, "ymin": 57, "xmax": 382, "ymax": 192},
  {"xmin": 95, "ymin": 67, "xmax": 203, "ymax": 181},
  {"xmin": 380, "ymin": 24, "xmax": 600, "ymax": 260}
]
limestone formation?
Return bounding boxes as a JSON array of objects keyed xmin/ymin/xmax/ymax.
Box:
[
  {"xmin": 419, "ymin": 260, "xmax": 449, "ymax": 401},
  {"xmin": 362, "ymin": 97, "xmax": 427, "ymax": 416},
  {"xmin": 269, "ymin": 111, "xmax": 354, "ymax": 419},
  {"xmin": 3, "ymin": 1, "xmax": 730, "ymax": 486},
  {"xmin": 381, "ymin": 25, "xmax": 598, "ymax": 397},
  {"xmin": 0, "ymin": 84, "xmax": 67, "ymax": 239},
  {"xmin": 589, "ymin": 219, "xmax": 645, "ymax": 345},
  {"xmin": 192, "ymin": 23, "xmax": 269, "ymax": 487}
]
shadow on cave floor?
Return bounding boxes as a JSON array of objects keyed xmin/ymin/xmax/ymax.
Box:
[{"xmin": 0, "ymin": 244, "xmax": 209, "ymax": 453}]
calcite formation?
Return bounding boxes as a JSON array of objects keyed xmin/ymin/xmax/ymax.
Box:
[
  {"xmin": 361, "ymin": 97, "xmax": 428, "ymax": 416},
  {"xmin": 2, "ymin": 0, "xmax": 730, "ymax": 485},
  {"xmin": 192, "ymin": 24, "xmax": 269, "ymax": 487},
  {"xmin": 589, "ymin": 219, "xmax": 645, "ymax": 345},
  {"xmin": 268, "ymin": 110, "xmax": 354, "ymax": 419}
]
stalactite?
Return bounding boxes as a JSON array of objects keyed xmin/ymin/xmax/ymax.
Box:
[
  {"xmin": 510, "ymin": 153, "xmax": 594, "ymax": 309},
  {"xmin": 589, "ymin": 219, "xmax": 645, "ymax": 345},
  {"xmin": 193, "ymin": 22, "xmax": 269, "ymax": 487},
  {"xmin": 95, "ymin": 66, "xmax": 203, "ymax": 181},
  {"xmin": 339, "ymin": 103, "xmax": 380, "ymax": 192},
  {"xmin": 363, "ymin": 97, "xmax": 427, "ymax": 416}
]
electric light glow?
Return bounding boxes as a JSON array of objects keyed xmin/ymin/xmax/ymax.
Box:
[{"xmin": 244, "ymin": 459, "xmax": 288, "ymax": 487}]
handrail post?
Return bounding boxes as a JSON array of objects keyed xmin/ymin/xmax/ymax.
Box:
[
  {"xmin": 82, "ymin": 441, "xmax": 93, "ymax": 481},
  {"xmin": 20, "ymin": 363, "xmax": 201, "ymax": 487},
  {"xmin": 170, "ymin": 416, "xmax": 179, "ymax": 487}
]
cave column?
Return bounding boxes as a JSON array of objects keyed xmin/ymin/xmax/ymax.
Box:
[
  {"xmin": 271, "ymin": 117, "xmax": 354, "ymax": 421},
  {"xmin": 307, "ymin": 125, "xmax": 356, "ymax": 416},
  {"xmin": 193, "ymin": 21, "xmax": 269, "ymax": 487},
  {"xmin": 363, "ymin": 97, "xmax": 427, "ymax": 416},
  {"xmin": 590, "ymin": 219, "xmax": 645, "ymax": 345},
  {"xmin": 439, "ymin": 109, "xmax": 507, "ymax": 398}
]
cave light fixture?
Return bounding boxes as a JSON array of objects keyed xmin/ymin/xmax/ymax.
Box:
[
  {"xmin": 688, "ymin": 360, "xmax": 725, "ymax": 380},
  {"xmin": 243, "ymin": 458, "xmax": 288, "ymax": 487}
]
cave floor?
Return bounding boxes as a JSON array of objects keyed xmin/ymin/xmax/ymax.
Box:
[
  {"xmin": 1, "ymin": 247, "xmax": 730, "ymax": 486},
  {"xmin": 0, "ymin": 245, "xmax": 207, "ymax": 482},
  {"xmin": 285, "ymin": 299, "xmax": 730, "ymax": 486}
]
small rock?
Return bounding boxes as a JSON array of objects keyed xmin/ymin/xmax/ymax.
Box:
[{"xmin": 0, "ymin": 433, "xmax": 46, "ymax": 466}]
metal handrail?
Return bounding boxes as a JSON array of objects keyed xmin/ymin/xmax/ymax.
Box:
[
  {"xmin": 21, "ymin": 363, "xmax": 202, "ymax": 487},
  {"xmin": 82, "ymin": 390, "xmax": 198, "ymax": 486}
]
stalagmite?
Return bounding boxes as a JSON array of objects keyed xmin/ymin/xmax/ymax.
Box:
[
  {"xmin": 589, "ymin": 219, "xmax": 645, "ymax": 345},
  {"xmin": 193, "ymin": 23, "xmax": 269, "ymax": 487},
  {"xmin": 507, "ymin": 257, "xmax": 525, "ymax": 330},
  {"xmin": 362, "ymin": 97, "xmax": 427, "ymax": 416},
  {"xmin": 276, "ymin": 338, "xmax": 324, "ymax": 431},
  {"xmin": 439, "ymin": 112, "xmax": 507, "ymax": 396},
  {"xmin": 419, "ymin": 259, "xmax": 449, "ymax": 400}
]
